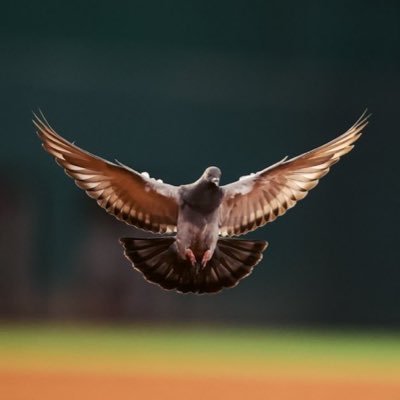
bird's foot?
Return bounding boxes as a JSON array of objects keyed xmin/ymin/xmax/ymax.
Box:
[
  {"xmin": 185, "ymin": 248, "xmax": 197, "ymax": 267},
  {"xmin": 201, "ymin": 249, "xmax": 213, "ymax": 269}
]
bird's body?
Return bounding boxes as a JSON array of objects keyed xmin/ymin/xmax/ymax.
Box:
[
  {"xmin": 34, "ymin": 112, "xmax": 368, "ymax": 294},
  {"xmin": 176, "ymin": 173, "xmax": 223, "ymax": 265}
]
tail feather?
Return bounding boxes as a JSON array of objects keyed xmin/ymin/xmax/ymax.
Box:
[
  {"xmin": 120, "ymin": 237, "xmax": 268, "ymax": 294},
  {"xmin": 216, "ymin": 238, "xmax": 267, "ymax": 282}
]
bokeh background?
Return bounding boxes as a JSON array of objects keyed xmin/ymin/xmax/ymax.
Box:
[{"xmin": 0, "ymin": 1, "xmax": 399, "ymax": 399}]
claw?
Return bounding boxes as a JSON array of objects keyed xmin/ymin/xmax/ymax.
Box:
[
  {"xmin": 201, "ymin": 249, "xmax": 213, "ymax": 269},
  {"xmin": 185, "ymin": 248, "xmax": 197, "ymax": 267}
]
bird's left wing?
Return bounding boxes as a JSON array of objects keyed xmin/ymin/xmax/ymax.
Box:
[
  {"xmin": 34, "ymin": 113, "xmax": 179, "ymax": 234},
  {"xmin": 219, "ymin": 114, "xmax": 368, "ymax": 237}
]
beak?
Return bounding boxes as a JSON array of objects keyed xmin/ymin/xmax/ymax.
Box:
[{"xmin": 211, "ymin": 177, "xmax": 220, "ymax": 184}]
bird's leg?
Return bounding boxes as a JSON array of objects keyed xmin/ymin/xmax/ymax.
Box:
[
  {"xmin": 185, "ymin": 248, "xmax": 197, "ymax": 267},
  {"xmin": 201, "ymin": 249, "xmax": 213, "ymax": 269}
]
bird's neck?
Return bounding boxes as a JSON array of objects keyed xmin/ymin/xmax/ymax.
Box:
[{"xmin": 182, "ymin": 182, "xmax": 223, "ymax": 212}]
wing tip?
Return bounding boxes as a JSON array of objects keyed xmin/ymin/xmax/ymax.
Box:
[{"xmin": 352, "ymin": 109, "xmax": 371, "ymax": 131}]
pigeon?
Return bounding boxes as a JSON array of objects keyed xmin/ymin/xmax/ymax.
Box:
[{"xmin": 33, "ymin": 112, "xmax": 368, "ymax": 294}]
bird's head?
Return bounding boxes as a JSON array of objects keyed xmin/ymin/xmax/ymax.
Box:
[{"xmin": 203, "ymin": 166, "xmax": 221, "ymax": 186}]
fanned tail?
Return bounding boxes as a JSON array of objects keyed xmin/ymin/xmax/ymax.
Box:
[{"xmin": 120, "ymin": 237, "xmax": 268, "ymax": 294}]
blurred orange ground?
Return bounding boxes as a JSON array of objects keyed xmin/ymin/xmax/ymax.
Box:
[
  {"xmin": 1, "ymin": 370, "xmax": 400, "ymax": 400},
  {"xmin": 1, "ymin": 326, "xmax": 399, "ymax": 400}
]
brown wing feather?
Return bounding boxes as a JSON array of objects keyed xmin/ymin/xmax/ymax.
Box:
[
  {"xmin": 219, "ymin": 113, "xmax": 369, "ymax": 237},
  {"xmin": 34, "ymin": 113, "xmax": 179, "ymax": 234}
]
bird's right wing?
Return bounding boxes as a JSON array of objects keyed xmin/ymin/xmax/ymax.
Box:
[
  {"xmin": 34, "ymin": 113, "xmax": 179, "ymax": 234},
  {"xmin": 219, "ymin": 113, "xmax": 369, "ymax": 237}
]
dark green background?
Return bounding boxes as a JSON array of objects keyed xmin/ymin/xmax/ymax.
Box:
[{"xmin": 1, "ymin": 1, "xmax": 398, "ymax": 326}]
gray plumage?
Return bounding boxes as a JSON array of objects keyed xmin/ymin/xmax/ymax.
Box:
[
  {"xmin": 176, "ymin": 167, "xmax": 223, "ymax": 264},
  {"xmin": 34, "ymin": 112, "xmax": 368, "ymax": 294}
]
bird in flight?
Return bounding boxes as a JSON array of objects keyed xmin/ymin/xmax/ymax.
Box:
[{"xmin": 34, "ymin": 112, "xmax": 368, "ymax": 294}]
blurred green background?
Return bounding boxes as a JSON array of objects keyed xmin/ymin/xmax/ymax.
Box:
[{"xmin": 0, "ymin": 0, "xmax": 399, "ymax": 328}]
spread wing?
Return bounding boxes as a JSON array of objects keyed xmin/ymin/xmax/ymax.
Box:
[
  {"xmin": 219, "ymin": 113, "xmax": 369, "ymax": 237},
  {"xmin": 34, "ymin": 113, "xmax": 179, "ymax": 234}
]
